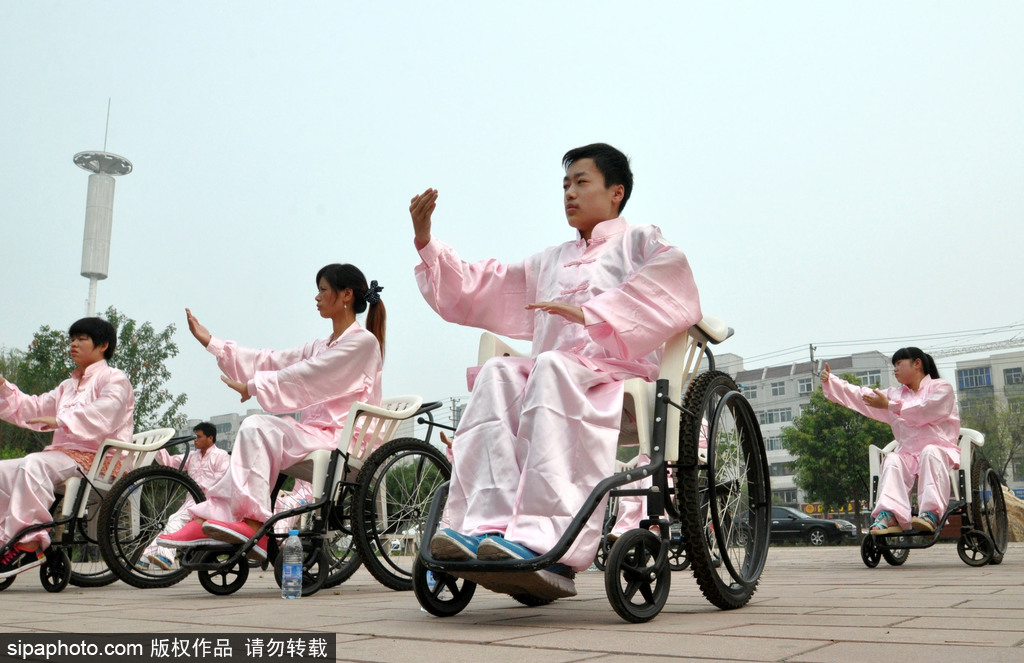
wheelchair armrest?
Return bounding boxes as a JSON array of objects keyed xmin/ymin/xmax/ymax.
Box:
[{"xmin": 477, "ymin": 332, "xmax": 526, "ymax": 365}]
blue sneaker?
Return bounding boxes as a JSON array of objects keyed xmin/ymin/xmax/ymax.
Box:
[
  {"xmin": 476, "ymin": 536, "xmax": 538, "ymax": 561},
  {"xmin": 148, "ymin": 554, "xmax": 173, "ymax": 570},
  {"xmin": 429, "ymin": 529, "xmax": 482, "ymax": 561}
]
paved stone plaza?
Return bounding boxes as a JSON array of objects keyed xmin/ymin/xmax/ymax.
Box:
[{"xmin": 1, "ymin": 543, "xmax": 1022, "ymax": 662}]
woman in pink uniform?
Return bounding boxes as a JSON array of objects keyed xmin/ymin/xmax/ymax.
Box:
[
  {"xmin": 158, "ymin": 263, "xmax": 385, "ymax": 561},
  {"xmin": 0, "ymin": 317, "xmax": 135, "ymax": 578},
  {"xmin": 821, "ymin": 347, "xmax": 960, "ymax": 535},
  {"xmin": 409, "ymin": 143, "xmax": 702, "ymax": 598}
]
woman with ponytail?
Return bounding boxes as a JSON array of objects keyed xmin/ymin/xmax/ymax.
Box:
[
  {"xmin": 158, "ymin": 264, "xmax": 386, "ymax": 561},
  {"xmin": 820, "ymin": 346, "xmax": 960, "ymax": 535}
]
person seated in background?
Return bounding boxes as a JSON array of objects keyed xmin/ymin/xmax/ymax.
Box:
[
  {"xmin": 0, "ymin": 317, "xmax": 134, "ymax": 577},
  {"xmin": 821, "ymin": 347, "xmax": 960, "ymax": 535}
]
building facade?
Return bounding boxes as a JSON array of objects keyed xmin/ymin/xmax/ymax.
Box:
[
  {"xmin": 954, "ymin": 350, "xmax": 1024, "ymax": 492},
  {"xmin": 731, "ymin": 351, "xmax": 897, "ymax": 506}
]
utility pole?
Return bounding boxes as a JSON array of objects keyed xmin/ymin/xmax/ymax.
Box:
[{"xmin": 809, "ymin": 344, "xmax": 817, "ymax": 389}]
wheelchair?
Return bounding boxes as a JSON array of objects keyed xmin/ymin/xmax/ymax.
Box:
[
  {"xmin": 0, "ymin": 428, "xmax": 177, "ymax": 593},
  {"xmin": 860, "ymin": 428, "xmax": 1009, "ymax": 568},
  {"xmin": 96, "ymin": 397, "xmax": 451, "ymax": 596},
  {"xmin": 413, "ymin": 316, "xmax": 772, "ymax": 623}
]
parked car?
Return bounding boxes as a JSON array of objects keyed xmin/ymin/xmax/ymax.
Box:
[{"xmin": 769, "ymin": 506, "xmax": 857, "ymax": 546}]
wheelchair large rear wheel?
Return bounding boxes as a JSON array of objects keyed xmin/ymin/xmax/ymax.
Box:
[
  {"xmin": 354, "ymin": 438, "xmax": 451, "ymax": 591},
  {"xmin": 677, "ymin": 371, "xmax": 771, "ymax": 610},
  {"xmin": 971, "ymin": 455, "xmax": 1008, "ymax": 565},
  {"xmin": 98, "ymin": 465, "xmax": 205, "ymax": 589}
]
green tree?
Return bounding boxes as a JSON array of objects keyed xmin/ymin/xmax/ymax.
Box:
[
  {"xmin": 961, "ymin": 395, "xmax": 1024, "ymax": 479},
  {"xmin": 781, "ymin": 374, "xmax": 894, "ymax": 532},
  {"xmin": 0, "ymin": 307, "xmax": 187, "ymax": 455}
]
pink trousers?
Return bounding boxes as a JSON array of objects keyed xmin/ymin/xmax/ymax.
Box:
[
  {"xmin": 190, "ymin": 415, "xmax": 335, "ymax": 525},
  {"xmin": 0, "ymin": 450, "xmax": 82, "ymax": 549},
  {"xmin": 445, "ymin": 352, "xmax": 625, "ymax": 571},
  {"xmin": 874, "ymin": 445, "xmax": 959, "ymax": 528}
]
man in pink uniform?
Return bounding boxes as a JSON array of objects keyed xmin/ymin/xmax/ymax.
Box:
[
  {"xmin": 138, "ymin": 422, "xmax": 229, "ymax": 570},
  {"xmin": 0, "ymin": 317, "xmax": 135, "ymax": 578},
  {"xmin": 821, "ymin": 347, "xmax": 960, "ymax": 534},
  {"xmin": 409, "ymin": 143, "xmax": 702, "ymax": 598}
]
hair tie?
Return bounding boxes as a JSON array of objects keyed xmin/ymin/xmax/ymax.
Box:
[{"xmin": 364, "ymin": 280, "xmax": 383, "ymax": 305}]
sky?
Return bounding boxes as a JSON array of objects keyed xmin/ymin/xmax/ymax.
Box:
[{"xmin": 2, "ymin": 2, "xmax": 1022, "ymax": 426}]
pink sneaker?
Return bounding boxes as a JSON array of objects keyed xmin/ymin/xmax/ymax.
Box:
[
  {"xmin": 202, "ymin": 520, "xmax": 268, "ymax": 561},
  {"xmin": 156, "ymin": 520, "xmax": 217, "ymax": 548}
]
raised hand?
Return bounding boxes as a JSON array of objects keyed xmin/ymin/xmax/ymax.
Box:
[
  {"xmin": 220, "ymin": 375, "xmax": 251, "ymax": 402},
  {"xmin": 819, "ymin": 362, "xmax": 831, "ymax": 383},
  {"xmin": 185, "ymin": 308, "xmax": 212, "ymax": 348},
  {"xmin": 409, "ymin": 188, "xmax": 437, "ymax": 248}
]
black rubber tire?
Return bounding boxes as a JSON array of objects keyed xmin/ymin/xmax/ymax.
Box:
[
  {"xmin": 881, "ymin": 536, "xmax": 910, "ymax": 566},
  {"xmin": 97, "ymin": 464, "xmax": 205, "ymax": 589},
  {"xmin": 354, "ymin": 438, "xmax": 451, "ymax": 591},
  {"xmin": 196, "ymin": 549, "xmax": 250, "ymax": 595},
  {"xmin": 860, "ymin": 536, "xmax": 881, "ymax": 568},
  {"xmin": 322, "ymin": 486, "xmax": 362, "ymax": 588},
  {"xmin": 510, "ymin": 593, "xmax": 556, "ymax": 607},
  {"xmin": 0, "ymin": 575, "xmax": 14, "ymax": 591},
  {"xmin": 412, "ymin": 557, "xmax": 475, "ymax": 617},
  {"xmin": 677, "ymin": 371, "xmax": 771, "ymax": 610},
  {"xmin": 604, "ymin": 529, "xmax": 671, "ymax": 623},
  {"xmin": 957, "ymin": 530, "xmax": 994, "ymax": 567},
  {"xmin": 273, "ymin": 542, "xmax": 328, "ymax": 597},
  {"xmin": 807, "ymin": 527, "xmax": 826, "ymax": 547},
  {"xmin": 971, "ymin": 454, "xmax": 1008, "ymax": 565},
  {"xmin": 40, "ymin": 549, "xmax": 71, "ymax": 593},
  {"xmin": 667, "ymin": 520, "xmax": 690, "ymax": 571}
]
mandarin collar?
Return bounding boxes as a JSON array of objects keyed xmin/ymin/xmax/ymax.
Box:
[
  {"xmin": 72, "ymin": 359, "xmax": 109, "ymax": 382},
  {"xmin": 575, "ymin": 216, "xmax": 628, "ymax": 246},
  {"xmin": 327, "ymin": 320, "xmax": 362, "ymax": 347}
]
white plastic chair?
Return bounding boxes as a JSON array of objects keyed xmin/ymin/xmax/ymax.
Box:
[
  {"xmin": 60, "ymin": 427, "xmax": 176, "ymax": 519},
  {"xmin": 283, "ymin": 395, "xmax": 425, "ymax": 507}
]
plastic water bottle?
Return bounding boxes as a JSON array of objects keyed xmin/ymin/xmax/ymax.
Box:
[{"xmin": 281, "ymin": 530, "xmax": 303, "ymax": 599}]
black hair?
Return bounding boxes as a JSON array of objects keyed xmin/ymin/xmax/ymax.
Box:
[
  {"xmin": 68, "ymin": 317, "xmax": 117, "ymax": 360},
  {"xmin": 562, "ymin": 143, "xmax": 634, "ymax": 213},
  {"xmin": 193, "ymin": 422, "xmax": 217, "ymax": 442},
  {"xmin": 315, "ymin": 263, "xmax": 387, "ymax": 359},
  {"xmin": 891, "ymin": 347, "xmax": 940, "ymax": 379}
]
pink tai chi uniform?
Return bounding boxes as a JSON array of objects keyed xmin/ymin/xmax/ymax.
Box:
[
  {"xmin": 823, "ymin": 374, "xmax": 960, "ymax": 528},
  {"xmin": 416, "ymin": 216, "xmax": 701, "ymax": 570},
  {"xmin": 0, "ymin": 360, "xmax": 135, "ymax": 549},
  {"xmin": 188, "ymin": 323, "xmax": 382, "ymax": 525},
  {"xmin": 144, "ymin": 444, "xmax": 230, "ymax": 560}
]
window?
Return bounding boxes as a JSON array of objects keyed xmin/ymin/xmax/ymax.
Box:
[
  {"xmin": 758, "ymin": 408, "xmax": 793, "ymax": 424},
  {"xmin": 765, "ymin": 435, "xmax": 784, "ymax": 451},
  {"xmin": 741, "ymin": 384, "xmax": 757, "ymax": 399},
  {"xmin": 771, "ymin": 381, "xmax": 786, "ymax": 397},
  {"xmin": 1005, "ymin": 367, "xmax": 1024, "ymax": 386},
  {"xmin": 772, "ymin": 489, "xmax": 797, "ymax": 505},
  {"xmin": 856, "ymin": 370, "xmax": 882, "ymax": 388},
  {"xmin": 215, "ymin": 423, "xmax": 232, "ymax": 434},
  {"xmin": 798, "ymin": 377, "xmax": 812, "ymax": 395},
  {"xmin": 769, "ymin": 462, "xmax": 793, "ymax": 477},
  {"xmin": 957, "ymin": 367, "xmax": 992, "ymax": 390}
]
